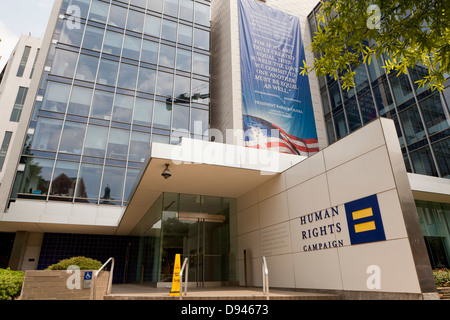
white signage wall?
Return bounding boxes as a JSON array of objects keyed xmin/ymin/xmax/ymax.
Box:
[{"xmin": 236, "ymin": 118, "xmax": 436, "ymax": 299}]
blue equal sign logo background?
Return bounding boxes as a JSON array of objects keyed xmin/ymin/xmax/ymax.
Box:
[{"xmin": 344, "ymin": 194, "xmax": 386, "ymax": 245}]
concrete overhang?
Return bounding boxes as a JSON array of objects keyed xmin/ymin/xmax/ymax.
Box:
[
  {"xmin": 408, "ymin": 173, "xmax": 450, "ymax": 204},
  {"xmin": 115, "ymin": 139, "xmax": 305, "ymax": 235}
]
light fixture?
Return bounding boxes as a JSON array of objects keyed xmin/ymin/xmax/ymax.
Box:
[{"xmin": 161, "ymin": 164, "xmax": 172, "ymax": 179}]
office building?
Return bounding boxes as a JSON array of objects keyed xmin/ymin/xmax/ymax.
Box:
[{"xmin": 0, "ymin": 0, "xmax": 448, "ymax": 299}]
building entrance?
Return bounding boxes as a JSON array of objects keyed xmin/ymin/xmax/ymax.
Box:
[
  {"xmin": 179, "ymin": 213, "xmax": 226, "ymax": 287},
  {"xmin": 133, "ymin": 193, "xmax": 238, "ymax": 286}
]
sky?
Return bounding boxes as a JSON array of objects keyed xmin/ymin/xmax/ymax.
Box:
[{"xmin": 0, "ymin": 0, "xmax": 54, "ymax": 70}]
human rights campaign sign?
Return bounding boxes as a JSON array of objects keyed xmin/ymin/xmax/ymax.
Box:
[{"xmin": 238, "ymin": 0, "xmax": 318, "ymax": 156}]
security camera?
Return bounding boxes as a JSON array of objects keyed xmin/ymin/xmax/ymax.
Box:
[{"xmin": 161, "ymin": 164, "xmax": 171, "ymax": 179}]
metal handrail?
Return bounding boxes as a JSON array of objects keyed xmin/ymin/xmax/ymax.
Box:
[
  {"xmin": 93, "ymin": 257, "xmax": 115, "ymax": 300},
  {"xmin": 179, "ymin": 258, "xmax": 189, "ymax": 300},
  {"xmin": 262, "ymin": 256, "xmax": 269, "ymax": 300}
]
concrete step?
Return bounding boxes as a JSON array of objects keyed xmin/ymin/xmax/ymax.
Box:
[
  {"xmin": 104, "ymin": 284, "xmax": 340, "ymax": 300},
  {"xmin": 437, "ymin": 287, "xmax": 450, "ymax": 300}
]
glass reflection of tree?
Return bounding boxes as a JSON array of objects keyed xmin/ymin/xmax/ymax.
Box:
[{"xmin": 51, "ymin": 173, "xmax": 76, "ymax": 196}]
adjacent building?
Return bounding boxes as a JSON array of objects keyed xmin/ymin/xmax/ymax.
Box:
[{"xmin": 0, "ymin": 0, "xmax": 448, "ymax": 299}]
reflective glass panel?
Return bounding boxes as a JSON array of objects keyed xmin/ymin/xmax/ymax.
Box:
[
  {"xmin": 89, "ymin": 0, "xmax": 109, "ymax": 23},
  {"xmin": 345, "ymin": 100, "xmax": 361, "ymax": 132},
  {"xmin": 59, "ymin": 121, "xmax": 86, "ymax": 154},
  {"xmin": 117, "ymin": 63, "xmax": 138, "ymax": 90},
  {"xmin": 91, "ymin": 90, "xmax": 114, "ymax": 119},
  {"xmin": 333, "ymin": 110, "xmax": 348, "ymax": 140},
  {"xmin": 31, "ymin": 118, "xmax": 63, "ymax": 152},
  {"xmin": 176, "ymin": 48, "xmax": 191, "ymax": 72},
  {"xmin": 191, "ymin": 79, "xmax": 209, "ymax": 104},
  {"xmin": 178, "ymin": 24, "xmax": 192, "ymax": 45},
  {"xmin": 103, "ymin": 30, "xmax": 123, "ymax": 56},
  {"xmin": 190, "ymin": 108, "xmax": 208, "ymax": 135},
  {"xmin": 107, "ymin": 128, "xmax": 130, "ymax": 160},
  {"xmin": 42, "ymin": 82, "xmax": 71, "ymax": 113},
  {"xmin": 390, "ymin": 73, "xmax": 414, "ymax": 105},
  {"xmin": 67, "ymin": 0, "xmax": 91, "ymax": 18},
  {"xmin": 126, "ymin": 9, "xmax": 145, "ymax": 33},
  {"xmin": 144, "ymin": 15, "xmax": 161, "ymax": 38},
  {"xmin": 141, "ymin": 40, "xmax": 159, "ymax": 65},
  {"xmin": 148, "ymin": 0, "xmax": 163, "ymax": 11},
  {"xmin": 76, "ymin": 163, "xmax": 103, "ymax": 199},
  {"xmin": 133, "ymin": 98, "xmax": 153, "ymax": 126},
  {"xmin": 108, "ymin": 5, "xmax": 128, "ymax": 28},
  {"xmin": 113, "ymin": 93, "xmax": 134, "ymax": 123},
  {"xmin": 399, "ymin": 104, "xmax": 426, "ymax": 145},
  {"xmin": 59, "ymin": 20, "xmax": 85, "ymax": 47},
  {"xmin": 153, "ymin": 101, "xmax": 172, "ymax": 129},
  {"xmin": 137, "ymin": 67, "xmax": 156, "ymax": 92},
  {"xmin": 122, "ymin": 35, "xmax": 142, "ymax": 60},
  {"xmin": 192, "ymin": 52, "xmax": 209, "ymax": 76},
  {"xmin": 410, "ymin": 146, "xmax": 438, "ymax": 176},
  {"xmin": 82, "ymin": 25, "xmax": 105, "ymax": 51},
  {"xmin": 156, "ymin": 71, "xmax": 173, "ymax": 97},
  {"xmin": 97, "ymin": 58, "xmax": 119, "ymax": 86},
  {"xmin": 173, "ymin": 75, "xmax": 190, "ymax": 102},
  {"xmin": 84, "ymin": 124, "xmax": 109, "ymax": 157},
  {"xmin": 129, "ymin": 131, "xmax": 151, "ymax": 162},
  {"xmin": 420, "ymin": 93, "xmax": 449, "ymax": 135},
  {"xmin": 358, "ymin": 91, "xmax": 377, "ymax": 124},
  {"xmin": 193, "ymin": 28, "xmax": 209, "ymax": 50},
  {"xmin": 172, "ymin": 105, "xmax": 189, "ymax": 131},
  {"xmin": 124, "ymin": 168, "xmax": 140, "ymax": 202},
  {"xmin": 328, "ymin": 82, "xmax": 342, "ymax": 109},
  {"xmin": 161, "ymin": 19, "xmax": 177, "ymax": 42},
  {"xmin": 433, "ymin": 139, "xmax": 450, "ymax": 178},
  {"xmin": 366, "ymin": 54, "xmax": 385, "ymax": 81},
  {"xmin": 194, "ymin": 2, "xmax": 210, "ymax": 26},
  {"xmin": 50, "ymin": 161, "xmax": 79, "ymax": 197},
  {"xmin": 372, "ymin": 81, "xmax": 394, "ymax": 115},
  {"xmin": 164, "ymin": 0, "xmax": 179, "ymax": 17},
  {"xmin": 75, "ymin": 54, "xmax": 99, "ymax": 82},
  {"xmin": 159, "ymin": 44, "xmax": 176, "ymax": 68},
  {"xmin": 68, "ymin": 86, "xmax": 93, "ymax": 116},
  {"xmin": 18, "ymin": 158, "xmax": 55, "ymax": 195},
  {"xmin": 52, "ymin": 49, "xmax": 78, "ymax": 78},
  {"xmin": 179, "ymin": 0, "xmax": 193, "ymax": 21},
  {"xmin": 100, "ymin": 166, "xmax": 125, "ymax": 203}
]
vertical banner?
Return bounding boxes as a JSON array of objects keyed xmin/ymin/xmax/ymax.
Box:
[{"xmin": 238, "ymin": 0, "xmax": 318, "ymax": 156}]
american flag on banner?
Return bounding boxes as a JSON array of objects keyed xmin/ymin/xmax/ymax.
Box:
[{"xmin": 243, "ymin": 115, "xmax": 319, "ymax": 156}]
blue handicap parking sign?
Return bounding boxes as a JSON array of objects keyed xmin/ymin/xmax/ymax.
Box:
[{"xmin": 84, "ymin": 271, "xmax": 93, "ymax": 281}]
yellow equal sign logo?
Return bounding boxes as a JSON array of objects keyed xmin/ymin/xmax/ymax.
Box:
[{"xmin": 352, "ymin": 208, "xmax": 376, "ymax": 233}]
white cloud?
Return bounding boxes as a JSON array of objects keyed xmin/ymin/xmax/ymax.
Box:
[{"xmin": 0, "ymin": 20, "xmax": 20, "ymax": 71}]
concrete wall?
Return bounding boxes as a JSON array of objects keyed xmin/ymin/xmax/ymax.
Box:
[
  {"xmin": 236, "ymin": 118, "xmax": 437, "ymax": 299},
  {"xmin": 0, "ymin": 35, "xmax": 42, "ymax": 184},
  {"xmin": 20, "ymin": 270, "xmax": 110, "ymax": 300}
]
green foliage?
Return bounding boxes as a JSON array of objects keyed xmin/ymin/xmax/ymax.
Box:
[
  {"xmin": 433, "ymin": 268, "xmax": 450, "ymax": 287},
  {"xmin": 0, "ymin": 268, "xmax": 25, "ymax": 300},
  {"xmin": 301, "ymin": 0, "xmax": 450, "ymax": 92},
  {"xmin": 46, "ymin": 256, "xmax": 102, "ymax": 271}
]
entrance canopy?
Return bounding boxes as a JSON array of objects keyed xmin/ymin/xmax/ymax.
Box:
[{"xmin": 116, "ymin": 138, "xmax": 304, "ymax": 235}]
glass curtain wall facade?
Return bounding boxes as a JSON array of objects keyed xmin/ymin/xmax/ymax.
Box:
[
  {"xmin": 308, "ymin": 9, "xmax": 450, "ymax": 180},
  {"xmin": 10, "ymin": 0, "xmax": 211, "ymax": 206}
]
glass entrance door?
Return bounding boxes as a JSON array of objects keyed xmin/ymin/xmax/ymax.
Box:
[{"xmin": 180, "ymin": 212, "xmax": 225, "ymax": 286}]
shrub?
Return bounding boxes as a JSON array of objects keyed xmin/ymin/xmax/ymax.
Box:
[
  {"xmin": 433, "ymin": 268, "xmax": 450, "ymax": 287},
  {"xmin": 46, "ymin": 256, "xmax": 102, "ymax": 271},
  {"xmin": 0, "ymin": 268, "xmax": 25, "ymax": 300}
]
